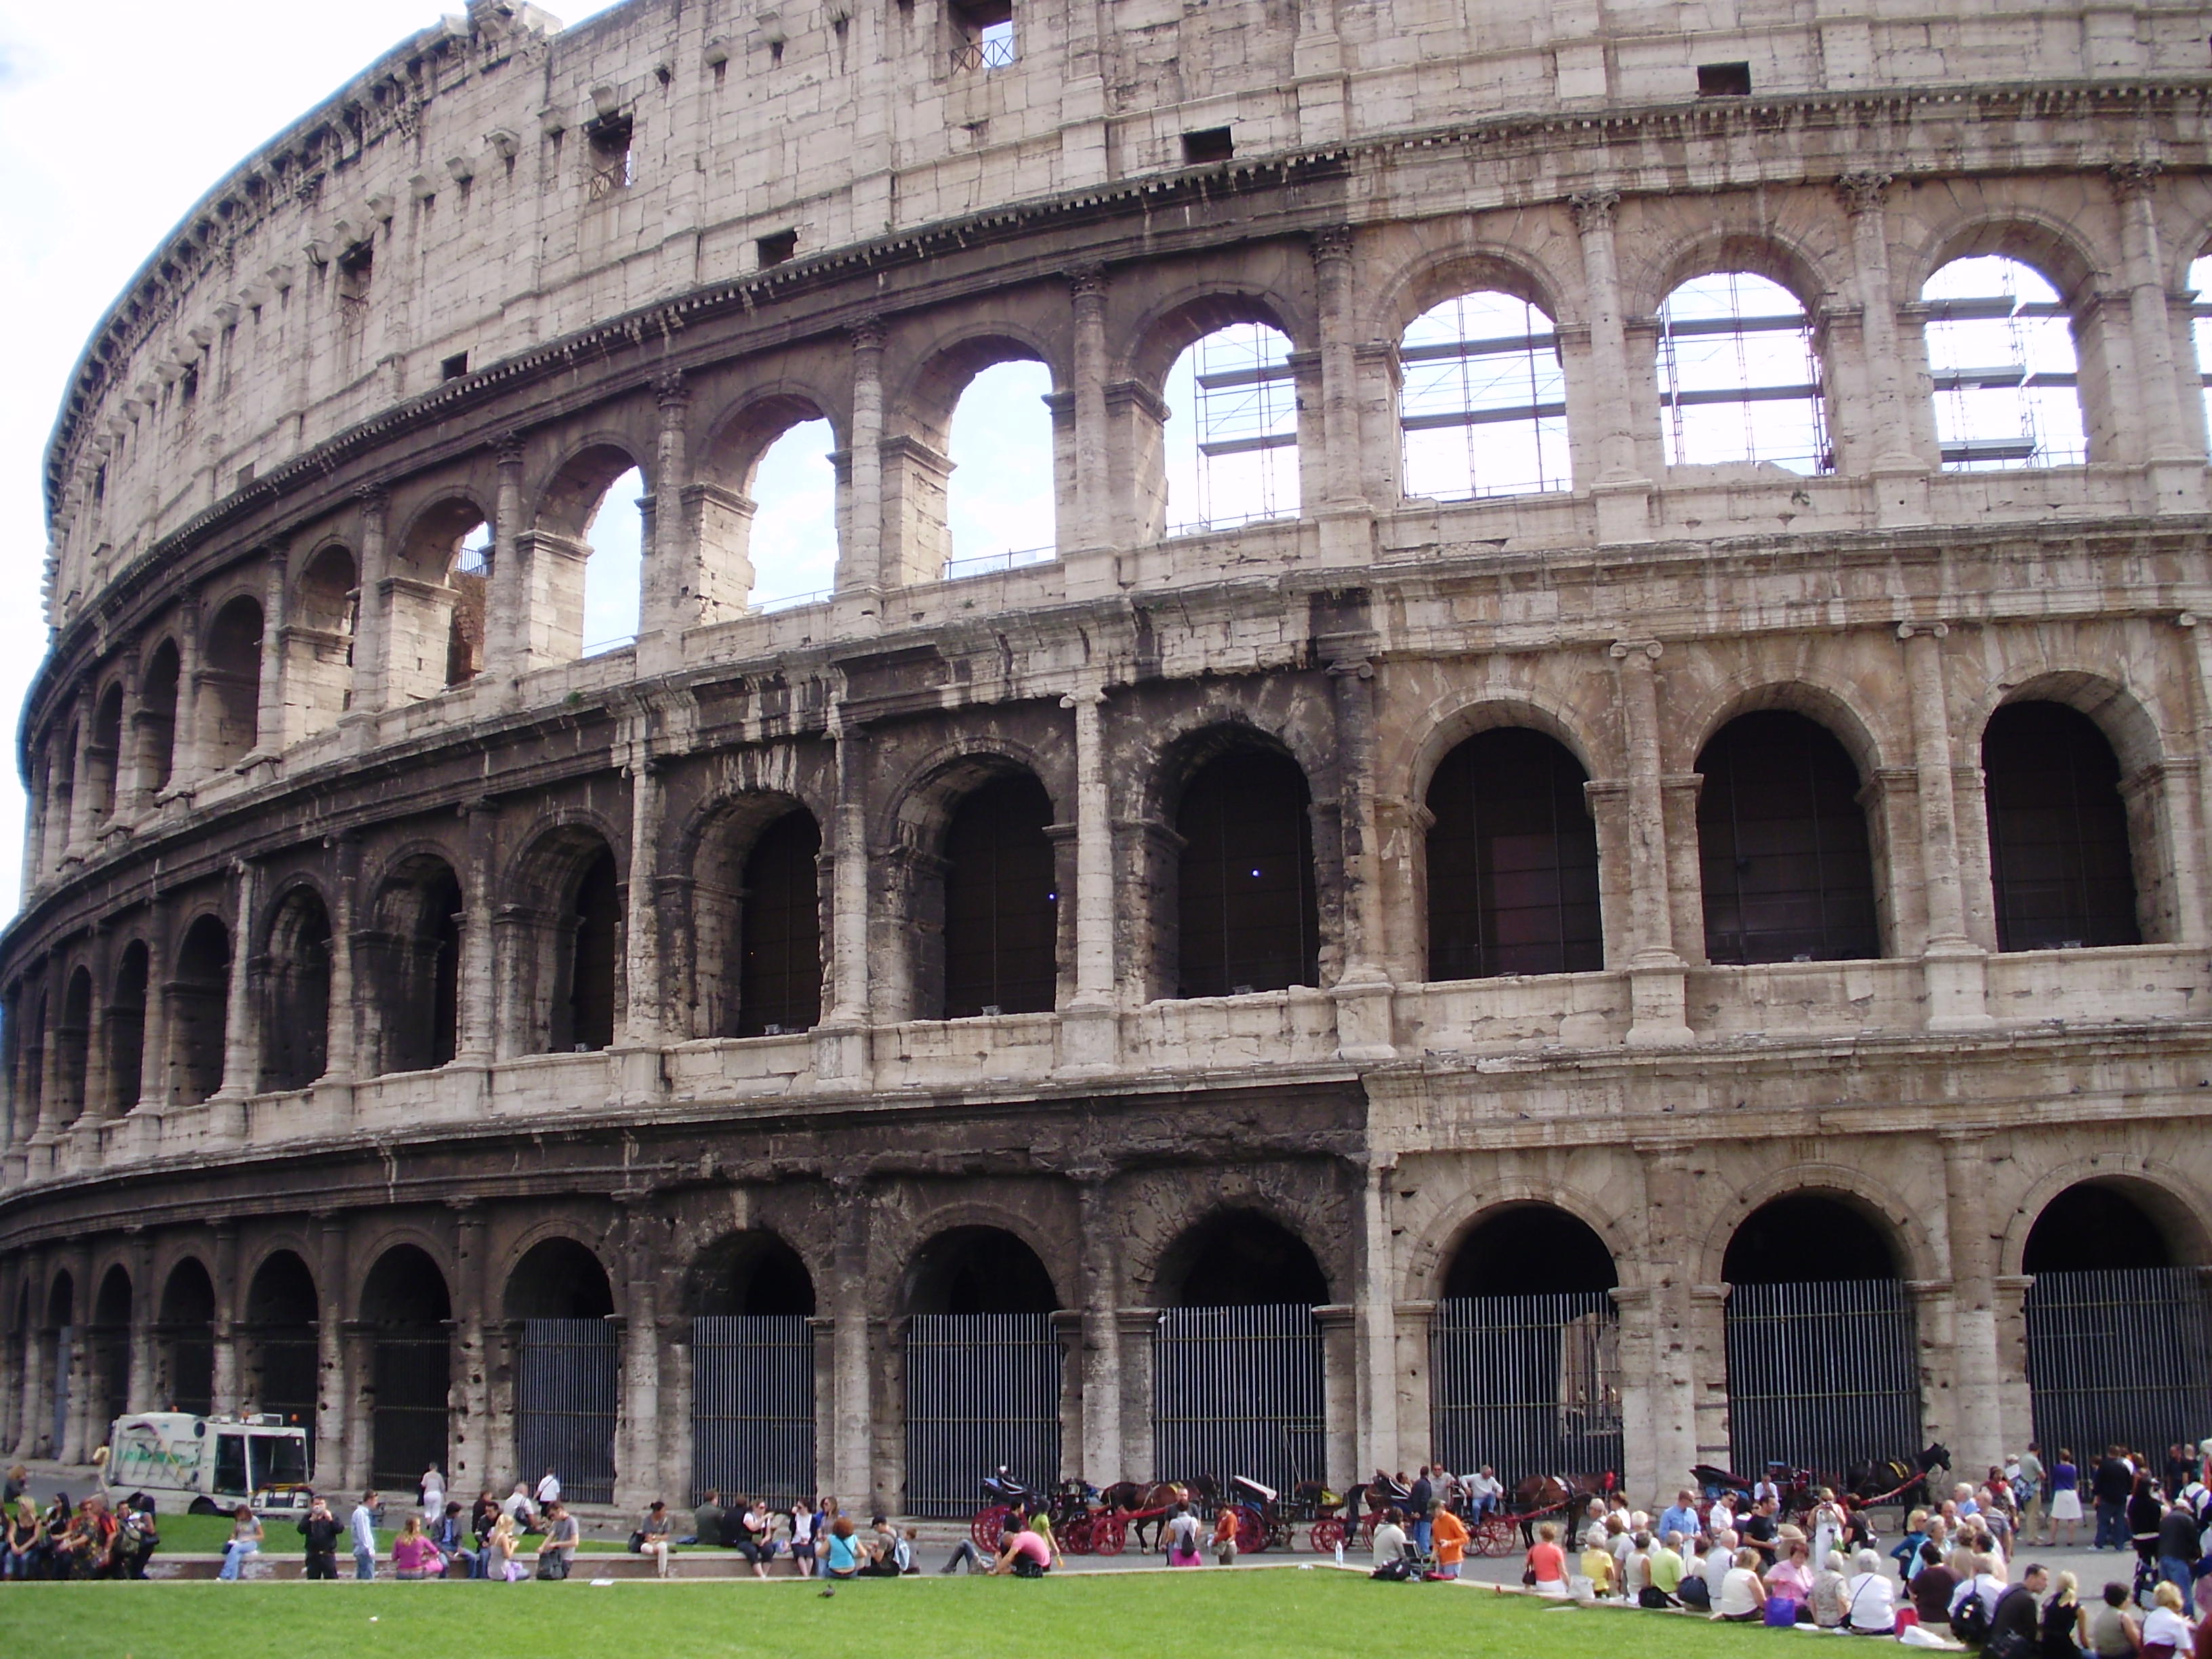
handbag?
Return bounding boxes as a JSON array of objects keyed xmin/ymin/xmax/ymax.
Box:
[{"xmin": 537, "ymin": 1553, "xmax": 568, "ymax": 1580}]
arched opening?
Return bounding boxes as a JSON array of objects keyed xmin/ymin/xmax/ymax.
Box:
[
  {"xmin": 743, "ymin": 419, "xmax": 839, "ymax": 609},
  {"xmin": 689, "ymin": 1233, "xmax": 817, "ymax": 1506},
  {"xmin": 87, "ymin": 684, "xmax": 123, "ymax": 823},
  {"xmin": 506, "ymin": 1238, "xmax": 617, "ymax": 1505},
  {"xmin": 1165, "ymin": 322, "xmax": 1300, "ymax": 535},
  {"xmin": 106, "ymin": 942, "xmax": 147, "ymax": 1113},
  {"xmin": 140, "ymin": 639, "xmax": 181, "ymax": 796},
  {"xmin": 243, "ymin": 1251, "xmax": 319, "ymax": 1447},
  {"xmin": 1173, "ymin": 747, "xmax": 1318, "ymax": 998},
  {"xmin": 1425, "ymin": 727, "xmax": 1601, "ymax": 979},
  {"xmin": 1656, "ymin": 272, "xmax": 1830, "ymax": 473},
  {"xmin": 359, "ymin": 1244, "xmax": 451, "ymax": 1489},
  {"xmin": 512, "ymin": 830, "xmax": 621, "ymax": 1056},
  {"xmin": 1433, "ymin": 1206, "xmax": 1621, "ymax": 1486},
  {"xmin": 939, "ymin": 773, "xmax": 1057, "ymax": 1019},
  {"xmin": 1696, "ymin": 710, "xmax": 1879, "ymax": 965},
  {"xmin": 1982, "ymin": 701, "xmax": 2140, "ymax": 951},
  {"xmin": 169, "ymin": 916, "xmax": 230, "ymax": 1105},
  {"xmin": 1400, "ymin": 291, "xmax": 1570, "ymax": 499},
  {"xmin": 260, "ymin": 887, "xmax": 332, "ymax": 1091},
  {"xmin": 365, "ymin": 857, "xmax": 461, "ymax": 1076},
  {"xmin": 2022, "ymin": 1179, "xmax": 2212, "ymax": 1463},
  {"xmin": 89, "ymin": 1265, "xmax": 132, "ymax": 1431},
  {"xmin": 1922, "ymin": 255, "xmax": 2085, "ymax": 470},
  {"xmin": 390, "ymin": 497, "xmax": 488, "ymax": 697},
  {"xmin": 1721, "ymin": 1193, "xmax": 1918, "ymax": 1478},
  {"xmin": 943, "ymin": 359, "xmax": 1058, "ymax": 579},
  {"xmin": 1153, "ymin": 1210, "xmax": 1326, "ymax": 1490},
  {"xmin": 579, "ymin": 465, "xmax": 645, "ymax": 655},
  {"xmin": 44, "ymin": 728, "xmax": 75, "ymax": 870},
  {"xmin": 158, "ymin": 1257, "xmax": 218, "ymax": 1416},
  {"xmin": 198, "ymin": 596, "xmax": 264, "ymax": 770},
  {"xmin": 2190, "ymin": 252, "xmax": 2212, "ymax": 440},
  {"xmin": 903, "ymin": 1227, "xmax": 1061, "ymax": 1517},
  {"xmin": 289, "ymin": 545, "xmax": 358, "ymax": 739},
  {"xmin": 56, "ymin": 966, "xmax": 91, "ymax": 1124},
  {"xmin": 735, "ymin": 809, "xmax": 822, "ymax": 1037}
]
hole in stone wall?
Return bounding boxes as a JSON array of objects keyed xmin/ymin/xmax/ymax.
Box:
[
  {"xmin": 756, "ymin": 229, "xmax": 798, "ymax": 268},
  {"xmin": 1696, "ymin": 62, "xmax": 1752, "ymax": 96},
  {"xmin": 1181, "ymin": 126, "xmax": 1233, "ymax": 165}
]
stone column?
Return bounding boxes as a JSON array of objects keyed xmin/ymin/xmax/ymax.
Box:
[
  {"xmin": 617, "ymin": 745, "xmax": 670, "ymax": 1103},
  {"xmin": 449, "ymin": 1204, "xmax": 490, "ymax": 1496},
  {"xmin": 314, "ymin": 1217, "xmax": 350, "ymax": 1488},
  {"xmin": 167, "ymin": 595, "xmax": 206, "ymax": 794},
  {"xmin": 125, "ymin": 1235, "xmax": 155, "ymax": 1413},
  {"xmin": 1839, "ymin": 171, "xmax": 1934, "ymax": 525},
  {"xmin": 827, "ymin": 1176, "xmax": 872, "ymax": 1502},
  {"xmin": 1310, "ymin": 226, "xmax": 1375, "ymax": 564},
  {"xmin": 1612, "ymin": 640, "xmax": 1692, "ymax": 1044},
  {"xmin": 455, "ymin": 802, "xmax": 498, "ymax": 1071},
  {"xmin": 129, "ymin": 925, "xmax": 169, "ymax": 1128},
  {"xmin": 1355, "ymin": 1162, "xmax": 1400, "ymax": 1476},
  {"xmin": 485, "ymin": 436, "xmax": 529, "ymax": 689},
  {"xmin": 211, "ymin": 1224, "xmax": 241, "ymax": 1412},
  {"xmin": 347, "ymin": 487, "xmax": 391, "ymax": 718},
  {"xmin": 1075, "ymin": 1174, "xmax": 1122, "ymax": 1481},
  {"xmin": 320, "ymin": 833, "xmax": 361, "ymax": 1086},
  {"xmin": 1687, "ymin": 1283, "xmax": 1733, "ymax": 1470},
  {"xmin": 1065, "ymin": 267, "xmax": 1118, "ymax": 596},
  {"xmin": 1634, "ymin": 1143, "xmax": 1702, "ymax": 1488},
  {"xmin": 1316, "ymin": 1303, "xmax": 1358, "ymax": 1489},
  {"xmin": 116, "ymin": 650, "xmax": 155, "ymax": 821},
  {"xmin": 2175, "ymin": 614, "xmax": 2212, "ymax": 942},
  {"xmin": 62, "ymin": 1244, "xmax": 96, "ymax": 1462},
  {"xmin": 207, "ymin": 859, "xmax": 261, "ymax": 1140},
  {"xmin": 639, "ymin": 373, "xmax": 695, "ymax": 672},
  {"xmin": 1329, "ymin": 653, "xmax": 1395, "ymax": 1059},
  {"xmin": 1900, "ymin": 623, "xmax": 1992, "ymax": 1027},
  {"xmin": 1057, "ymin": 687, "xmax": 1118, "ymax": 1071},
  {"xmin": 816, "ymin": 704, "xmax": 872, "ymax": 1083},
  {"xmin": 2110, "ymin": 163, "xmax": 2207, "ymax": 512},
  {"xmin": 1571, "ymin": 192, "xmax": 1653, "ymax": 541},
  {"xmin": 838, "ymin": 321, "xmax": 886, "ymax": 600},
  {"xmin": 1941, "ymin": 1132, "xmax": 2003, "ymax": 1473},
  {"xmin": 249, "ymin": 549, "xmax": 289, "ymax": 762},
  {"xmin": 62, "ymin": 699, "xmax": 99, "ymax": 865}
]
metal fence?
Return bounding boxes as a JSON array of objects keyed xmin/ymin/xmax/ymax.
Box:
[
  {"xmin": 370, "ymin": 1332, "xmax": 449, "ymax": 1489},
  {"xmin": 904, "ymin": 1313, "xmax": 1062, "ymax": 1518},
  {"xmin": 1430, "ymin": 1292, "xmax": 1623, "ymax": 1488},
  {"xmin": 255, "ymin": 1334, "xmax": 319, "ymax": 1451},
  {"xmin": 1153, "ymin": 1304, "xmax": 1325, "ymax": 1492},
  {"xmin": 691, "ymin": 1315, "xmax": 817, "ymax": 1509},
  {"xmin": 516, "ymin": 1319, "xmax": 619, "ymax": 1506},
  {"xmin": 1725, "ymin": 1279, "xmax": 1922, "ymax": 1479},
  {"xmin": 2025, "ymin": 1267, "xmax": 2212, "ymax": 1459}
]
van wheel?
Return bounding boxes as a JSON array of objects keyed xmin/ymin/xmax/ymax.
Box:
[{"xmin": 188, "ymin": 1498, "xmax": 219, "ymax": 1516}]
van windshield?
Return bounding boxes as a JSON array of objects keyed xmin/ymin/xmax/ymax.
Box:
[
  {"xmin": 214, "ymin": 1434, "xmax": 247, "ymax": 1496},
  {"xmin": 251, "ymin": 1435, "xmax": 309, "ymax": 1488}
]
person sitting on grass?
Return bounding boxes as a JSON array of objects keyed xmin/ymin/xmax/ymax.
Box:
[
  {"xmin": 1845, "ymin": 1547, "xmax": 1900, "ymax": 1635},
  {"xmin": 112, "ymin": 1494, "xmax": 159, "ymax": 1580},
  {"xmin": 994, "ymin": 1520, "xmax": 1054, "ymax": 1579},
  {"xmin": 817, "ymin": 1516, "xmax": 863, "ymax": 1594},
  {"xmin": 857, "ymin": 1515, "xmax": 906, "ymax": 1577}
]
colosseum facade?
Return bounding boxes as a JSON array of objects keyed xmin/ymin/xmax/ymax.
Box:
[{"xmin": 4, "ymin": 0, "xmax": 2211, "ymax": 1518}]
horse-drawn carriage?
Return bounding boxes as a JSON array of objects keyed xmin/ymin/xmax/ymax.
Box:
[{"xmin": 1691, "ymin": 1443, "xmax": 1950, "ymax": 1523}]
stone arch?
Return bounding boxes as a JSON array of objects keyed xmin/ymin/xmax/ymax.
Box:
[
  {"xmin": 503, "ymin": 819, "xmax": 624, "ymax": 1055},
  {"xmin": 55, "ymin": 964, "xmax": 91, "ymax": 1124},
  {"xmin": 1150, "ymin": 1204, "xmax": 1334, "ymax": 1307},
  {"xmin": 106, "ymin": 938, "xmax": 148, "ymax": 1114},
  {"xmin": 1629, "ymin": 225, "xmax": 1843, "ymax": 319},
  {"xmin": 2000, "ymin": 1160, "xmax": 2212, "ymax": 1279},
  {"xmin": 259, "ymin": 878, "xmax": 332, "ymax": 1091},
  {"xmin": 502, "ymin": 1235, "xmax": 617, "ymax": 1319},
  {"xmin": 687, "ymin": 1229, "xmax": 818, "ymax": 1316},
  {"xmin": 289, "ymin": 541, "xmax": 357, "ymax": 739},
  {"xmin": 697, "ymin": 385, "xmax": 842, "ymax": 608},
  {"xmin": 1706, "ymin": 1168, "xmax": 1933, "ymax": 1286},
  {"xmin": 138, "ymin": 636, "xmax": 182, "ymax": 796},
  {"xmin": 158, "ymin": 1254, "xmax": 218, "ymax": 1415},
  {"xmin": 88, "ymin": 1261, "xmax": 132, "ymax": 1430},
  {"xmin": 530, "ymin": 438, "xmax": 652, "ymax": 540},
  {"xmin": 1366, "ymin": 239, "xmax": 1580, "ymax": 342},
  {"xmin": 242, "ymin": 1247, "xmax": 320, "ymax": 1437},
  {"xmin": 701, "ymin": 384, "xmax": 845, "ymax": 493},
  {"xmin": 1902, "ymin": 211, "xmax": 2108, "ymax": 307},
  {"xmin": 1977, "ymin": 669, "xmax": 2166, "ymax": 779},
  {"xmin": 357, "ymin": 1240, "xmax": 452, "ymax": 1490},
  {"xmin": 1401, "ymin": 1175, "xmax": 1639, "ymax": 1304},
  {"xmin": 45, "ymin": 1264, "xmax": 76, "ymax": 1328},
  {"xmin": 169, "ymin": 913, "xmax": 230, "ymax": 1105},
  {"xmin": 1439, "ymin": 1200, "xmax": 1621, "ymax": 1298},
  {"xmin": 901, "ymin": 1223, "xmax": 1059, "ymax": 1315},
  {"xmin": 533, "ymin": 438, "xmax": 651, "ymax": 660},
  {"xmin": 362, "ymin": 849, "xmax": 462, "ymax": 1076},
  {"xmin": 1405, "ymin": 691, "xmax": 1605, "ymax": 811},
  {"xmin": 197, "ymin": 594, "xmax": 265, "ymax": 769},
  {"xmin": 390, "ymin": 494, "xmax": 490, "ymax": 694},
  {"xmin": 1122, "ymin": 284, "xmax": 1310, "ymax": 390}
]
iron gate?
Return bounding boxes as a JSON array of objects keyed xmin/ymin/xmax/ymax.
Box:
[
  {"xmin": 516, "ymin": 1318, "xmax": 619, "ymax": 1505},
  {"xmin": 1153, "ymin": 1305, "xmax": 1324, "ymax": 1492},
  {"xmin": 1430, "ymin": 1292, "xmax": 1623, "ymax": 1488},
  {"xmin": 2026, "ymin": 1267, "xmax": 2212, "ymax": 1458},
  {"xmin": 903, "ymin": 1313, "xmax": 1061, "ymax": 1518},
  {"xmin": 691, "ymin": 1315, "xmax": 816, "ymax": 1507},
  {"xmin": 369, "ymin": 1332, "xmax": 449, "ymax": 1489},
  {"xmin": 254, "ymin": 1334, "xmax": 320, "ymax": 1450},
  {"xmin": 1725, "ymin": 1279, "xmax": 1921, "ymax": 1479},
  {"xmin": 167, "ymin": 1330, "xmax": 214, "ymax": 1416}
]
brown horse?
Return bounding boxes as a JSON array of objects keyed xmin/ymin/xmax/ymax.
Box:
[
  {"xmin": 1511, "ymin": 1471, "xmax": 1616, "ymax": 1547},
  {"xmin": 1099, "ymin": 1480, "xmax": 1191, "ymax": 1552}
]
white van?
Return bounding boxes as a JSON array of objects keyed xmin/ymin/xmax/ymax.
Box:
[{"xmin": 99, "ymin": 1412, "xmax": 312, "ymax": 1516}]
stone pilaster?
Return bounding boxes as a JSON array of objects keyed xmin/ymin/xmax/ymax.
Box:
[
  {"xmin": 1839, "ymin": 171, "xmax": 1934, "ymax": 525},
  {"xmin": 1570, "ymin": 190, "xmax": 1652, "ymax": 540},
  {"xmin": 2110, "ymin": 163, "xmax": 2207, "ymax": 510},
  {"xmin": 1612, "ymin": 640, "xmax": 1692, "ymax": 1044},
  {"xmin": 1900, "ymin": 622, "xmax": 1992, "ymax": 1028}
]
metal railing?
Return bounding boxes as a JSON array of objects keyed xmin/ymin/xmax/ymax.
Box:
[
  {"xmin": 904, "ymin": 1313, "xmax": 1061, "ymax": 1517},
  {"xmin": 941, "ymin": 545, "xmax": 1054, "ymax": 581},
  {"xmin": 691, "ymin": 1315, "xmax": 816, "ymax": 1508},
  {"xmin": 1724, "ymin": 1279, "xmax": 1921, "ymax": 1479},
  {"xmin": 516, "ymin": 1318, "xmax": 619, "ymax": 1506},
  {"xmin": 1153, "ymin": 1304, "xmax": 1324, "ymax": 1491},
  {"xmin": 2025, "ymin": 1267, "xmax": 2212, "ymax": 1462},
  {"xmin": 1430, "ymin": 1292, "xmax": 1623, "ymax": 1490}
]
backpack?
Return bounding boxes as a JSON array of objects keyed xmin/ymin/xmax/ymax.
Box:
[{"xmin": 1952, "ymin": 1589, "xmax": 1992, "ymax": 1646}]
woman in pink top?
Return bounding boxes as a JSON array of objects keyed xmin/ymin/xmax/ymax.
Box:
[{"xmin": 391, "ymin": 1516, "xmax": 438, "ymax": 1581}]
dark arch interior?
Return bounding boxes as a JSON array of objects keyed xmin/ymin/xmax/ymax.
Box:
[
  {"xmin": 375, "ymin": 859, "xmax": 462, "ymax": 1073},
  {"xmin": 141, "ymin": 641, "xmax": 180, "ymax": 794},
  {"xmin": 1723, "ymin": 1193, "xmax": 1900, "ymax": 1284},
  {"xmin": 91, "ymin": 1265, "xmax": 132, "ymax": 1423},
  {"xmin": 560, "ymin": 843, "xmax": 620, "ymax": 1052},
  {"xmin": 1444, "ymin": 1204, "xmax": 1618, "ymax": 1298},
  {"xmin": 359, "ymin": 1244, "xmax": 453, "ymax": 1326},
  {"xmin": 1175, "ymin": 748, "xmax": 1319, "ymax": 998},
  {"xmin": 689, "ymin": 1232, "xmax": 817, "ymax": 1317},
  {"xmin": 504, "ymin": 1237, "xmax": 615, "ymax": 1319},
  {"xmin": 940, "ymin": 773, "xmax": 1057, "ymax": 1019},
  {"xmin": 906, "ymin": 1225, "xmax": 1058, "ymax": 1315},
  {"xmin": 57, "ymin": 967, "xmax": 91, "ymax": 1120},
  {"xmin": 1166, "ymin": 1210, "xmax": 1330, "ymax": 1307},
  {"xmin": 201, "ymin": 596, "xmax": 265, "ymax": 766},
  {"xmin": 45, "ymin": 1270, "xmax": 75, "ymax": 1328},
  {"xmin": 2024, "ymin": 1181, "xmax": 2176, "ymax": 1273},
  {"xmin": 1983, "ymin": 701, "xmax": 2140, "ymax": 952},
  {"xmin": 171, "ymin": 916, "xmax": 231, "ymax": 1105},
  {"xmin": 736, "ymin": 809, "xmax": 823, "ymax": 1037},
  {"xmin": 93, "ymin": 1265, "xmax": 133, "ymax": 1328},
  {"xmin": 160, "ymin": 1258, "xmax": 217, "ymax": 1325},
  {"xmin": 160, "ymin": 1258, "xmax": 218, "ymax": 1416},
  {"xmin": 107, "ymin": 941, "xmax": 148, "ymax": 1114},
  {"xmin": 245, "ymin": 1251, "xmax": 320, "ymax": 1326},
  {"xmin": 1427, "ymin": 727, "xmax": 1601, "ymax": 981},
  {"xmin": 262, "ymin": 888, "xmax": 333, "ymax": 1092},
  {"xmin": 1697, "ymin": 710, "xmax": 1878, "ymax": 966}
]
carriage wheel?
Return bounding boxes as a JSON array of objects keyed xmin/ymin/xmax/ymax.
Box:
[
  {"xmin": 1475, "ymin": 1515, "xmax": 1517, "ymax": 1558},
  {"xmin": 971, "ymin": 1506, "xmax": 1009, "ymax": 1551},
  {"xmin": 1309, "ymin": 1517, "xmax": 1345, "ymax": 1555},
  {"xmin": 1231, "ymin": 1503, "xmax": 1267, "ymax": 1555},
  {"xmin": 1061, "ymin": 1514, "xmax": 1094, "ymax": 1555},
  {"xmin": 1097, "ymin": 1515, "xmax": 1128, "ymax": 1555}
]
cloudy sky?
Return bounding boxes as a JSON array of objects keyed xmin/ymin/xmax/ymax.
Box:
[{"xmin": 0, "ymin": 0, "xmax": 1064, "ymax": 918}]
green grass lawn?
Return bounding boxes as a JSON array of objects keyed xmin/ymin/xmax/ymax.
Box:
[{"xmin": 1, "ymin": 1569, "xmax": 1795, "ymax": 1659}]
